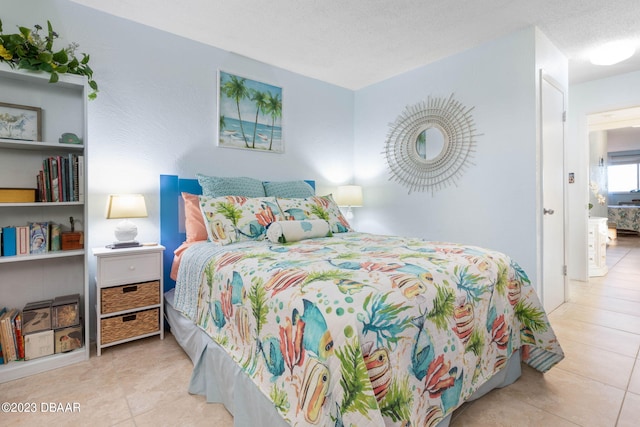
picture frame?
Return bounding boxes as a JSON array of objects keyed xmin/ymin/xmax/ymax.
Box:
[
  {"xmin": 217, "ymin": 70, "xmax": 283, "ymax": 153},
  {"xmin": 0, "ymin": 101, "xmax": 42, "ymax": 141}
]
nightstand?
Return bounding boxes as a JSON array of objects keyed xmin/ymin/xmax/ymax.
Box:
[{"xmin": 93, "ymin": 245, "xmax": 166, "ymax": 356}]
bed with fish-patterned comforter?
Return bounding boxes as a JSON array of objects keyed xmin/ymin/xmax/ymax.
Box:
[{"xmin": 173, "ymin": 232, "xmax": 563, "ymax": 426}]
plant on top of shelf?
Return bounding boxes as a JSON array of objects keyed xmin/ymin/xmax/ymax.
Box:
[{"xmin": 0, "ymin": 19, "xmax": 98, "ymax": 100}]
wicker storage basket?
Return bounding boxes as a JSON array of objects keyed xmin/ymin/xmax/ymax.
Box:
[
  {"xmin": 101, "ymin": 281, "xmax": 160, "ymax": 314},
  {"xmin": 101, "ymin": 308, "xmax": 159, "ymax": 344}
]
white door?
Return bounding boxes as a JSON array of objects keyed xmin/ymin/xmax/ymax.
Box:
[{"xmin": 541, "ymin": 72, "xmax": 567, "ymax": 312}]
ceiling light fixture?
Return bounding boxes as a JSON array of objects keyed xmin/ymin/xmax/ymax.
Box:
[{"xmin": 589, "ymin": 41, "xmax": 636, "ymax": 66}]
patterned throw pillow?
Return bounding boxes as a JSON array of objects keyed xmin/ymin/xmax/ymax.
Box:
[
  {"xmin": 196, "ymin": 174, "xmax": 266, "ymax": 198},
  {"xmin": 199, "ymin": 196, "xmax": 284, "ymax": 245},
  {"xmin": 276, "ymin": 195, "xmax": 352, "ymax": 233},
  {"xmin": 263, "ymin": 180, "xmax": 315, "ymax": 198}
]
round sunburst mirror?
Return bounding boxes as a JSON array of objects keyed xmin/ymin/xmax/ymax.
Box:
[{"xmin": 384, "ymin": 94, "xmax": 480, "ymax": 194}]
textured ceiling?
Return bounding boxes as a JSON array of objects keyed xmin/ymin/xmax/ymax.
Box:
[{"xmin": 71, "ymin": 0, "xmax": 640, "ymax": 89}]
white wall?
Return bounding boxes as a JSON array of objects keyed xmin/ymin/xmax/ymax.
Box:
[
  {"xmin": 568, "ymin": 70, "xmax": 640, "ymax": 280},
  {"xmin": 354, "ymin": 27, "xmax": 548, "ymax": 289},
  {"xmin": 4, "ymin": 0, "xmax": 575, "ymax": 327},
  {"xmin": 4, "ymin": 0, "xmax": 355, "ymax": 336}
]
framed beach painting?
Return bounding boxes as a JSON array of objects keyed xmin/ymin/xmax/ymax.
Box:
[
  {"xmin": 0, "ymin": 102, "xmax": 42, "ymax": 141},
  {"xmin": 217, "ymin": 70, "xmax": 283, "ymax": 153}
]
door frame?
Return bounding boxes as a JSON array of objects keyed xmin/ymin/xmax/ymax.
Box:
[{"xmin": 539, "ymin": 70, "xmax": 568, "ymax": 311}]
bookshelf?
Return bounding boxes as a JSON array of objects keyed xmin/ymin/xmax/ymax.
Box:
[{"xmin": 0, "ymin": 63, "xmax": 89, "ymax": 383}]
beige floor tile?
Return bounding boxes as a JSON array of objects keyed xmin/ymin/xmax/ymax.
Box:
[
  {"xmin": 629, "ymin": 363, "xmax": 640, "ymax": 394},
  {"xmin": 133, "ymin": 394, "xmax": 233, "ymax": 427},
  {"xmin": 568, "ymin": 291, "xmax": 640, "ymax": 317},
  {"xmin": 553, "ymin": 338, "xmax": 635, "ymax": 389},
  {"xmin": 503, "ymin": 365, "xmax": 625, "ymax": 427},
  {"xmin": 617, "ymin": 392, "xmax": 640, "ymax": 427},
  {"xmin": 550, "ymin": 302, "xmax": 640, "ymax": 334},
  {"xmin": 550, "ymin": 316, "xmax": 640, "ymax": 358},
  {"xmin": 450, "ymin": 388, "xmax": 580, "ymax": 426}
]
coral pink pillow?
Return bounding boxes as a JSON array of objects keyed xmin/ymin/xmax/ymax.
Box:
[{"xmin": 182, "ymin": 192, "xmax": 208, "ymax": 243}]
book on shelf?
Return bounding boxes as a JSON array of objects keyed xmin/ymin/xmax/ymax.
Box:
[
  {"xmin": 16, "ymin": 225, "xmax": 29, "ymax": 256},
  {"xmin": 49, "ymin": 223, "xmax": 61, "ymax": 252},
  {"xmin": 14, "ymin": 311, "xmax": 24, "ymax": 360},
  {"xmin": 77, "ymin": 155, "xmax": 84, "ymax": 203},
  {"xmin": 50, "ymin": 157, "xmax": 59, "ymax": 203},
  {"xmin": 2, "ymin": 226, "xmax": 16, "ymax": 256},
  {"xmin": 29, "ymin": 222, "xmax": 48, "ymax": 255},
  {"xmin": 0, "ymin": 307, "xmax": 5, "ymax": 364},
  {"xmin": 0, "ymin": 308, "xmax": 18, "ymax": 363}
]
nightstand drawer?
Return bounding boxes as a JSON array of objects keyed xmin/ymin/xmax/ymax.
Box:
[
  {"xmin": 101, "ymin": 281, "xmax": 160, "ymax": 314},
  {"xmin": 99, "ymin": 253, "xmax": 161, "ymax": 286},
  {"xmin": 101, "ymin": 308, "xmax": 159, "ymax": 344}
]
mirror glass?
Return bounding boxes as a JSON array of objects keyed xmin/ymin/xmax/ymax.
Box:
[{"xmin": 416, "ymin": 127, "xmax": 445, "ymax": 160}]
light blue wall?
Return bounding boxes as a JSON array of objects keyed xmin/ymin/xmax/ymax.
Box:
[
  {"xmin": 5, "ymin": 1, "xmax": 572, "ymax": 311},
  {"xmin": 3, "ymin": 0, "xmax": 355, "ymax": 250},
  {"xmin": 353, "ymin": 28, "xmax": 542, "ymax": 286},
  {"xmin": 4, "ymin": 0, "xmax": 355, "ymax": 337}
]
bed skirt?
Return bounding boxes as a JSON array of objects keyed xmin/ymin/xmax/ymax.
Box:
[{"xmin": 165, "ymin": 289, "xmax": 522, "ymax": 427}]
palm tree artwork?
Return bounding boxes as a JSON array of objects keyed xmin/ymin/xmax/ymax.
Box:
[{"xmin": 218, "ymin": 71, "xmax": 283, "ymax": 152}]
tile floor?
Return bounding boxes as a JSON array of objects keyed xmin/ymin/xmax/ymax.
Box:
[{"xmin": 1, "ymin": 235, "xmax": 639, "ymax": 426}]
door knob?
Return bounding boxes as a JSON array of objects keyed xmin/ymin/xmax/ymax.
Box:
[{"xmin": 544, "ymin": 208, "xmax": 555, "ymax": 215}]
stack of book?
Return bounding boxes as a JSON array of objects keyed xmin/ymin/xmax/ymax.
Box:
[
  {"xmin": 36, "ymin": 154, "xmax": 84, "ymax": 203},
  {"xmin": 0, "ymin": 222, "xmax": 62, "ymax": 256},
  {"xmin": 0, "ymin": 308, "xmax": 24, "ymax": 364}
]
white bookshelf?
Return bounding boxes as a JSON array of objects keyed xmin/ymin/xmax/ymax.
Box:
[{"xmin": 0, "ymin": 63, "xmax": 89, "ymax": 383}]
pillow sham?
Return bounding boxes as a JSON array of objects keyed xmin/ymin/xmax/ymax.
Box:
[
  {"xmin": 196, "ymin": 174, "xmax": 266, "ymax": 198},
  {"xmin": 199, "ymin": 195, "xmax": 284, "ymax": 245},
  {"xmin": 263, "ymin": 180, "xmax": 315, "ymax": 198},
  {"xmin": 182, "ymin": 192, "xmax": 208, "ymax": 243},
  {"xmin": 276, "ymin": 194, "xmax": 352, "ymax": 233},
  {"xmin": 266, "ymin": 219, "xmax": 331, "ymax": 244}
]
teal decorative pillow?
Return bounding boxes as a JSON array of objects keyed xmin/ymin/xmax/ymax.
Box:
[
  {"xmin": 266, "ymin": 219, "xmax": 331, "ymax": 243},
  {"xmin": 197, "ymin": 174, "xmax": 266, "ymax": 198},
  {"xmin": 276, "ymin": 195, "xmax": 352, "ymax": 233},
  {"xmin": 199, "ymin": 196, "xmax": 284, "ymax": 245},
  {"xmin": 263, "ymin": 180, "xmax": 315, "ymax": 198}
]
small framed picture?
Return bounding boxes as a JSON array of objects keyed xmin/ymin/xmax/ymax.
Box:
[{"xmin": 0, "ymin": 101, "xmax": 42, "ymax": 141}]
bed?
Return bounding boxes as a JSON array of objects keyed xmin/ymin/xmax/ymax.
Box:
[
  {"xmin": 608, "ymin": 205, "xmax": 640, "ymax": 233},
  {"xmin": 160, "ymin": 174, "xmax": 564, "ymax": 427}
]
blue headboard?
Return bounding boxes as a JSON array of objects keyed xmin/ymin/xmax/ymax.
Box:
[
  {"xmin": 159, "ymin": 174, "xmax": 315, "ymax": 292},
  {"xmin": 160, "ymin": 175, "xmax": 202, "ymax": 292}
]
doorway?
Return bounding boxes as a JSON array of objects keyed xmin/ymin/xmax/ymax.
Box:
[{"xmin": 541, "ymin": 72, "xmax": 567, "ymax": 313}]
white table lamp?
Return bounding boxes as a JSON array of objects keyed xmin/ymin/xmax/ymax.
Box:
[
  {"xmin": 105, "ymin": 194, "xmax": 148, "ymax": 248},
  {"xmin": 335, "ymin": 185, "xmax": 363, "ymax": 220}
]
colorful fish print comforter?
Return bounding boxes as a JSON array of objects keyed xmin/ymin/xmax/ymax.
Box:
[{"xmin": 174, "ymin": 232, "xmax": 564, "ymax": 426}]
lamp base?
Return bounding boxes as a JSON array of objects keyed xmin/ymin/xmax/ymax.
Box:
[
  {"xmin": 114, "ymin": 219, "xmax": 138, "ymax": 242},
  {"xmin": 106, "ymin": 240, "xmax": 141, "ymax": 249}
]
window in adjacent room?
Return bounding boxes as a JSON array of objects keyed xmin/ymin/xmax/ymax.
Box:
[{"xmin": 608, "ymin": 157, "xmax": 640, "ymax": 192}]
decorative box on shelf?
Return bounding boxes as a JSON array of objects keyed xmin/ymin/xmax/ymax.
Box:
[
  {"xmin": 54, "ymin": 324, "xmax": 83, "ymax": 353},
  {"xmin": 52, "ymin": 294, "xmax": 80, "ymax": 329},
  {"xmin": 22, "ymin": 299, "xmax": 52, "ymax": 334},
  {"xmin": 24, "ymin": 329, "xmax": 54, "ymax": 361},
  {"xmin": 61, "ymin": 231, "xmax": 84, "ymax": 250},
  {"xmin": 0, "ymin": 188, "xmax": 36, "ymax": 203}
]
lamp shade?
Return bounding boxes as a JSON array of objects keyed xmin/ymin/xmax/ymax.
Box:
[
  {"xmin": 105, "ymin": 194, "xmax": 148, "ymax": 244},
  {"xmin": 335, "ymin": 185, "xmax": 363, "ymax": 207},
  {"xmin": 105, "ymin": 194, "xmax": 148, "ymax": 219}
]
